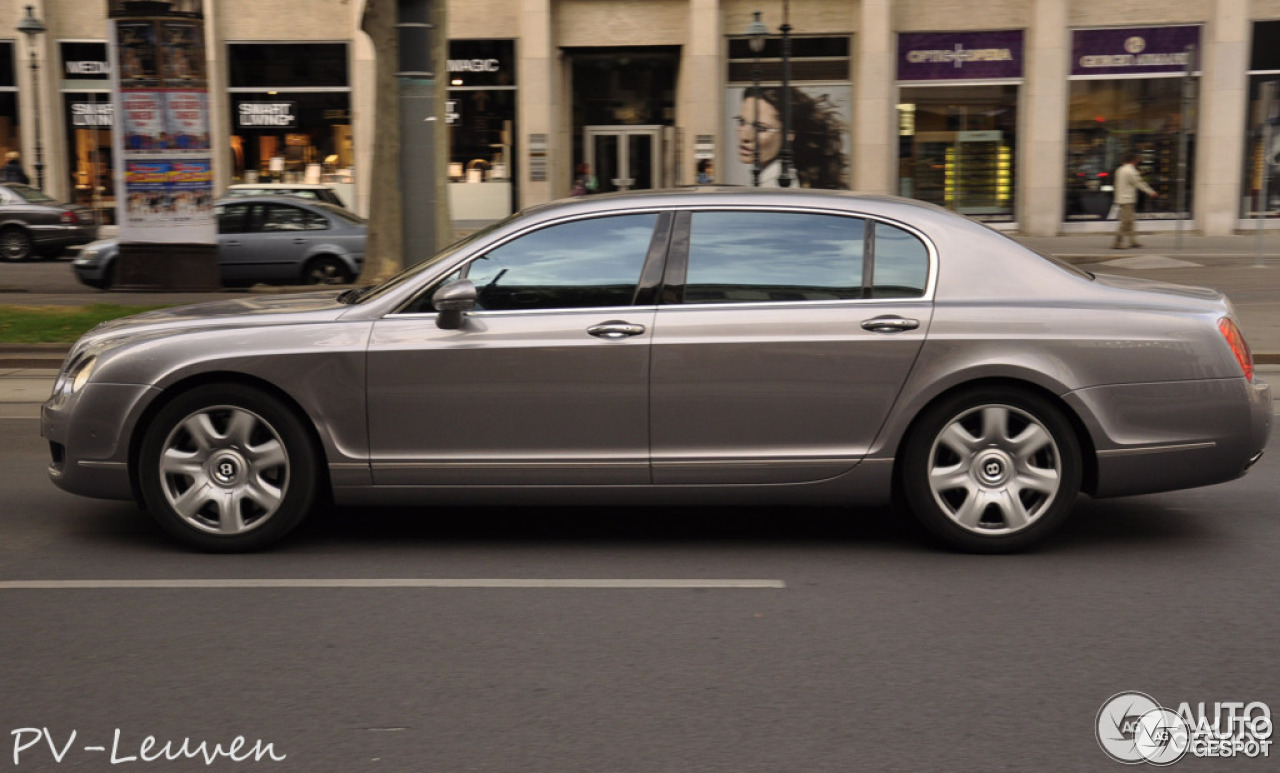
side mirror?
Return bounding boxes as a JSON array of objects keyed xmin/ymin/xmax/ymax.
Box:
[{"xmin": 432, "ymin": 279, "xmax": 477, "ymax": 330}]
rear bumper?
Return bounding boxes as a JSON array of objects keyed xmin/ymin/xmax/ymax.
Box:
[
  {"xmin": 1066, "ymin": 376, "xmax": 1271, "ymax": 498},
  {"xmin": 30, "ymin": 224, "xmax": 96, "ymax": 249}
]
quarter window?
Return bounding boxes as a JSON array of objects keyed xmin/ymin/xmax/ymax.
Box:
[
  {"xmin": 684, "ymin": 211, "xmax": 864, "ymax": 303},
  {"xmin": 456, "ymin": 214, "xmax": 658, "ymax": 311},
  {"xmin": 871, "ymin": 223, "xmax": 929, "ymax": 298}
]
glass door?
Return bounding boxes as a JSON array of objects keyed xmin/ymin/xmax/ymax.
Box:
[{"xmin": 585, "ymin": 126, "xmax": 663, "ymax": 192}]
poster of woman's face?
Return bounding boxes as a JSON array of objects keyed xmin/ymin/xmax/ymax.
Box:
[{"xmin": 723, "ymin": 85, "xmax": 852, "ymax": 189}]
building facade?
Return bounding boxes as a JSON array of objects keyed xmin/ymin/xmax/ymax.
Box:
[{"xmin": 3, "ymin": 0, "xmax": 1280, "ymax": 236}]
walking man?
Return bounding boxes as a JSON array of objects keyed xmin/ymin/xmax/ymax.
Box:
[{"xmin": 1113, "ymin": 153, "xmax": 1157, "ymax": 249}]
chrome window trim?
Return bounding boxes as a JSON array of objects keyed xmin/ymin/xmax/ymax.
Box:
[{"xmin": 380, "ymin": 202, "xmax": 939, "ymax": 318}]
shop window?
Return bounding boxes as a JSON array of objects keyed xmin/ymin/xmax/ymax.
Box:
[
  {"xmin": 897, "ymin": 85, "xmax": 1017, "ymax": 222},
  {"xmin": 1066, "ymin": 78, "xmax": 1194, "ymax": 221}
]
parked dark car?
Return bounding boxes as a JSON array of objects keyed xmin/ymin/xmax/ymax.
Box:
[
  {"xmin": 72, "ymin": 196, "xmax": 365, "ymax": 288},
  {"xmin": 44, "ymin": 188, "xmax": 1270, "ymax": 553},
  {"xmin": 0, "ymin": 183, "xmax": 96, "ymax": 261}
]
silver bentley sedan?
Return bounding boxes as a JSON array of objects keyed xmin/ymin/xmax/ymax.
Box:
[{"xmin": 41, "ymin": 189, "xmax": 1271, "ymax": 553}]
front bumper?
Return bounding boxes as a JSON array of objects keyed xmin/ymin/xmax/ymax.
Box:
[{"xmin": 42, "ymin": 381, "xmax": 163, "ymax": 501}]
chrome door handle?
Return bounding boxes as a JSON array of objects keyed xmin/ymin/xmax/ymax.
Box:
[
  {"xmin": 587, "ymin": 321, "xmax": 646, "ymax": 339},
  {"xmin": 861, "ymin": 316, "xmax": 920, "ymax": 333}
]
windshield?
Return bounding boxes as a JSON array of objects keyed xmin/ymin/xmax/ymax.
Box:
[
  {"xmin": 6, "ymin": 184, "xmax": 57, "ymax": 204},
  {"xmin": 344, "ymin": 214, "xmax": 519, "ymax": 304}
]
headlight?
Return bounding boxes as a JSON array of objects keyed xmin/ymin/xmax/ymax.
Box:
[
  {"xmin": 79, "ymin": 247, "xmax": 99, "ymax": 260},
  {"xmin": 55, "ymin": 355, "xmax": 97, "ymax": 396}
]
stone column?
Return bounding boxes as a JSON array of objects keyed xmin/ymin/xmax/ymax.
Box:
[
  {"xmin": 679, "ymin": 0, "xmax": 721, "ymax": 186},
  {"xmin": 1195, "ymin": 0, "xmax": 1250, "ymax": 235},
  {"xmin": 518, "ymin": 0, "xmax": 555, "ymax": 206},
  {"xmin": 854, "ymin": 0, "xmax": 892, "ymax": 193},
  {"xmin": 202, "ymin": 0, "xmax": 232, "ymax": 199},
  {"xmin": 1020, "ymin": 0, "xmax": 1068, "ymax": 236}
]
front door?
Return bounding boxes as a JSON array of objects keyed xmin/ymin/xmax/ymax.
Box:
[
  {"xmin": 365, "ymin": 212, "xmax": 667, "ymax": 486},
  {"xmin": 585, "ymin": 126, "xmax": 663, "ymax": 192}
]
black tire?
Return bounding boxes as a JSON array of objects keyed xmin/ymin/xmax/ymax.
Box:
[
  {"xmin": 137, "ymin": 383, "xmax": 320, "ymax": 552},
  {"xmin": 901, "ymin": 386, "xmax": 1082, "ymax": 553},
  {"xmin": 302, "ymin": 255, "xmax": 352, "ymax": 285},
  {"xmin": 0, "ymin": 227, "xmax": 34, "ymax": 261}
]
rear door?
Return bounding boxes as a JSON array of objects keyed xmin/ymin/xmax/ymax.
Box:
[{"xmin": 649, "ymin": 208, "xmax": 934, "ymax": 484}]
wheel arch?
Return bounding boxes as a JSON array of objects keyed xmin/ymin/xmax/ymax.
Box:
[
  {"xmin": 889, "ymin": 376, "xmax": 1099, "ymax": 500},
  {"xmin": 301, "ymin": 250, "xmax": 355, "ymax": 282},
  {"xmin": 126, "ymin": 370, "xmax": 334, "ymax": 505}
]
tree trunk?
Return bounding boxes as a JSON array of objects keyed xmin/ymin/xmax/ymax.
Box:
[{"xmin": 358, "ymin": 0, "xmax": 403, "ymax": 282}]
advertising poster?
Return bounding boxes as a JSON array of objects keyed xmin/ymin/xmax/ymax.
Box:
[
  {"xmin": 165, "ymin": 90, "xmax": 210, "ymax": 150},
  {"xmin": 120, "ymin": 89, "xmax": 165, "ymax": 150},
  {"xmin": 168, "ymin": 160, "xmax": 214, "ymax": 222},
  {"xmin": 115, "ymin": 20, "xmax": 159, "ymax": 88},
  {"xmin": 122, "ymin": 160, "xmax": 170, "ymax": 228},
  {"xmin": 160, "ymin": 21, "xmax": 207, "ymax": 85},
  {"xmin": 722, "ymin": 85, "xmax": 852, "ymax": 189}
]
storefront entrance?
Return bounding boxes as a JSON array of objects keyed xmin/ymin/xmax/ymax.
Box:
[
  {"xmin": 569, "ymin": 47, "xmax": 677, "ymax": 195},
  {"xmin": 584, "ymin": 126, "xmax": 664, "ymax": 192}
]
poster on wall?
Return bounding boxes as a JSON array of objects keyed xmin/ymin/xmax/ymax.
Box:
[
  {"xmin": 109, "ymin": 11, "xmax": 214, "ymax": 243},
  {"xmin": 722, "ymin": 85, "xmax": 852, "ymax": 189}
]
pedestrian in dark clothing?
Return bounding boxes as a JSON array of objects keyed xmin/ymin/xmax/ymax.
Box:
[{"xmin": 1, "ymin": 152, "xmax": 30, "ymax": 185}]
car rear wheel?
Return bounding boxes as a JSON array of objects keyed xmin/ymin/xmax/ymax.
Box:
[
  {"xmin": 0, "ymin": 227, "xmax": 33, "ymax": 261},
  {"xmin": 902, "ymin": 387, "xmax": 1082, "ymax": 553},
  {"xmin": 138, "ymin": 384, "xmax": 319, "ymax": 552},
  {"xmin": 303, "ymin": 255, "xmax": 352, "ymax": 285}
]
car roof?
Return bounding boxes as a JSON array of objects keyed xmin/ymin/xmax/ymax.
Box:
[
  {"xmin": 518, "ymin": 186, "xmax": 969, "ymax": 230},
  {"xmin": 226, "ymin": 183, "xmax": 334, "ymax": 190}
]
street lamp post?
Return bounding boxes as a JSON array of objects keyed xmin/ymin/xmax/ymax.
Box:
[
  {"xmin": 777, "ymin": 0, "xmax": 794, "ymax": 188},
  {"xmin": 17, "ymin": 5, "xmax": 46, "ymax": 191},
  {"xmin": 746, "ymin": 11, "xmax": 767, "ymax": 187}
]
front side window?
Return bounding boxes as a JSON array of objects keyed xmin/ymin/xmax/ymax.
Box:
[
  {"xmin": 684, "ymin": 211, "xmax": 864, "ymax": 303},
  {"xmin": 454, "ymin": 214, "xmax": 659, "ymax": 312}
]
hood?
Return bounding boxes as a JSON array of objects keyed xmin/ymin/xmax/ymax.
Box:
[{"xmin": 76, "ymin": 291, "xmax": 351, "ymax": 354}]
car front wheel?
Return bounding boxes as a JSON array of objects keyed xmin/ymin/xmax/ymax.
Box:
[
  {"xmin": 138, "ymin": 384, "xmax": 319, "ymax": 551},
  {"xmin": 901, "ymin": 387, "xmax": 1082, "ymax": 553}
]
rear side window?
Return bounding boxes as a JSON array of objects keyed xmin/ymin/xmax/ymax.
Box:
[
  {"xmin": 684, "ymin": 211, "xmax": 864, "ymax": 303},
  {"xmin": 216, "ymin": 203, "xmax": 251, "ymax": 234},
  {"xmin": 871, "ymin": 222, "xmax": 929, "ymax": 298}
]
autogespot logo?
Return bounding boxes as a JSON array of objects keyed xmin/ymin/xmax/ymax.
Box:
[
  {"xmin": 1097, "ymin": 692, "xmax": 1273, "ymax": 765},
  {"xmin": 1097, "ymin": 692, "xmax": 1188, "ymax": 765}
]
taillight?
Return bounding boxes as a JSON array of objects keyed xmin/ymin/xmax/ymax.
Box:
[
  {"xmin": 60, "ymin": 211, "xmax": 79, "ymax": 225},
  {"xmin": 1218, "ymin": 317, "xmax": 1254, "ymax": 381}
]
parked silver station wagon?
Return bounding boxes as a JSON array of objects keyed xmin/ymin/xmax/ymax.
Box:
[{"xmin": 42, "ymin": 189, "xmax": 1271, "ymax": 552}]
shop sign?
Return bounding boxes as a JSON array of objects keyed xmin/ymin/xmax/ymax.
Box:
[
  {"xmin": 898, "ymin": 31, "xmax": 1023, "ymax": 81},
  {"xmin": 70, "ymin": 102, "xmax": 114, "ymax": 127},
  {"xmin": 447, "ymin": 40, "xmax": 515, "ymax": 87},
  {"xmin": 1072, "ymin": 26, "xmax": 1200, "ymax": 77},
  {"xmin": 237, "ymin": 102, "xmax": 298, "ymax": 129},
  {"xmin": 61, "ymin": 42, "xmax": 111, "ymax": 81}
]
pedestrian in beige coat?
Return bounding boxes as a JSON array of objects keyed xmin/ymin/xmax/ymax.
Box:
[{"xmin": 1112, "ymin": 153, "xmax": 1158, "ymax": 249}]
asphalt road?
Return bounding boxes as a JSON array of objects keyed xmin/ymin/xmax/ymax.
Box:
[{"xmin": 1, "ymin": 415, "xmax": 1277, "ymax": 771}]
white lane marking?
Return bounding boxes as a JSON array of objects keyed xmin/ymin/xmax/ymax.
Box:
[{"xmin": 0, "ymin": 578, "xmax": 786, "ymax": 590}]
